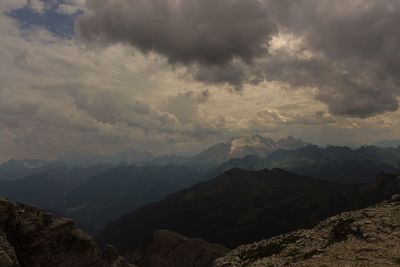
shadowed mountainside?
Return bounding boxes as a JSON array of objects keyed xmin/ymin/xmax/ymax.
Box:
[
  {"xmin": 0, "ymin": 164, "xmax": 113, "ymax": 208},
  {"xmin": 97, "ymin": 169, "xmax": 400, "ymax": 252},
  {"xmin": 56, "ymin": 165, "xmax": 200, "ymax": 229}
]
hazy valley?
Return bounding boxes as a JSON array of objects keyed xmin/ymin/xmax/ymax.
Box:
[{"xmin": 1, "ymin": 135, "xmax": 400, "ymax": 266}]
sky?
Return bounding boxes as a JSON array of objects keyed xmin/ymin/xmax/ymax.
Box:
[{"xmin": 1, "ymin": 0, "xmax": 400, "ymax": 161}]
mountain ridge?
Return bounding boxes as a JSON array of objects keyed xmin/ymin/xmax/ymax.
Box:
[{"xmin": 96, "ymin": 168, "xmax": 400, "ymax": 252}]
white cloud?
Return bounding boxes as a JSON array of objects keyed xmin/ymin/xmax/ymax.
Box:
[
  {"xmin": 0, "ymin": 8, "xmax": 231, "ymax": 160},
  {"xmin": 28, "ymin": 0, "xmax": 48, "ymax": 14},
  {"xmin": 0, "ymin": 0, "xmax": 26, "ymax": 11},
  {"xmin": 56, "ymin": 4, "xmax": 79, "ymax": 15},
  {"xmin": 56, "ymin": 0, "xmax": 86, "ymax": 15}
]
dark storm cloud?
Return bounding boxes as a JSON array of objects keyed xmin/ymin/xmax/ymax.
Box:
[
  {"xmin": 261, "ymin": 55, "xmax": 399, "ymax": 117},
  {"xmin": 77, "ymin": 0, "xmax": 276, "ymax": 66},
  {"xmin": 263, "ymin": 0, "xmax": 400, "ymax": 117},
  {"xmin": 191, "ymin": 63, "xmax": 249, "ymax": 89},
  {"xmin": 77, "ymin": 0, "xmax": 400, "ymax": 118}
]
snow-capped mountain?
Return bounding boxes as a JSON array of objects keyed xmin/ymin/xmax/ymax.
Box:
[{"xmin": 193, "ymin": 135, "xmax": 308, "ymax": 165}]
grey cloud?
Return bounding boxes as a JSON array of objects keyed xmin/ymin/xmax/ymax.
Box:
[
  {"xmin": 161, "ymin": 90, "xmax": 227, "ymax": 139},
  {"xmin": 262, "ymin": 0, "xmax": 400, "ymax": 117},
  {"xmin": 77, "ymin": 0, "xmax": 400, "ymax": 118},
  {"xmin": 77, "ymin": 0, "xmax": 276, "ymax": 85},
  {"xmin": 261, "ymin": 55, "xmax": 399, "ymax": 117},
  {"xmin": 251, "ymin": 108, "xmax": 336, "ymax": 127},
  {"xmin": 68, "ymin": 86, "xmax": 226, "ymax": 139},
  {"xmin": 191, "ymin": 63, "xmax": 250, "ymax": 90},
  {"xmin": 162, "ymin": 90, "xmax": 209, "ymax": 124},
  {"xmin": 68, "ymin": 87, "xmax": 184, "ymax": 134},
  {"xmin": 267, "ymin": 0, "xmax": 400, "ymax": 62},
  {"xmin": 0, "ymin": 84, "xmax": 221, "ymax": 160}
]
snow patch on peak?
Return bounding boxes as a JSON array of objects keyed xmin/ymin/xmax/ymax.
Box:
[{"xmin": 229, "ymin": 135, "xmax": 280, "ymax": 158}]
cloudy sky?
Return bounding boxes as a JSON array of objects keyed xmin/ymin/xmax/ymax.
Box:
[{"xmin": 1, "ymin": 0, "xmax": 400, "ymax": 161}]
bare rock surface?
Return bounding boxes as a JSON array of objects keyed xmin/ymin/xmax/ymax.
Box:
[
  {"xmin": 0, "ymin": 197, "xmax": 134, "ymax": 267},
  {"xmin": 391, "ymin": 194, "xmax": 400, "ymax": 202},
  {"xmin": 144, "ymin": 230, "xmax": 229, "ymax": 267},
  {"xmin": 214, "ymin": 200, "xmax": 400, "ymax": 267},
  {"xmin": 0, "ymin": 228, "xmax": 19, "ymax": 267}
]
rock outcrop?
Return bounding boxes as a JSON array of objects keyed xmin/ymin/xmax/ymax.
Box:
[
  {"xmin": 144, "ymin": 230, "xmax": 229, "ymax": 267},
  {"xmin": 0, "ymin": 197, "xmax": 134, "ymax": 267},
  {"xmin": 214, "ymin": 199, "xmax": 400, "ymax": 267}
]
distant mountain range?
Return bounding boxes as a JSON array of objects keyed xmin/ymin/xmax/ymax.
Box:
[
  {"xmin": 2, "ymin": 136, "xmax": 400, "ymax": 236},
  {"xmin": 206, "ymin": 145, "xmax": 400, "ymax": 184},
  {"xmin": 3, "ymin": 136, "xmax": 400, "ymax": 170},
  {"xmin": 97, "ymin": 168, "xmax": 400, "ymax": 252},
  {"xmin": 373, "ymin": 139, "xmax": 400, "ymax": 148},
  {"xmin": 144, "ymin": 135, "xmax": 308, "ymax": 167},
  {"xmin": 60, "ymin": 149, "xmax": 154, "ymax": 166},
  {"xmin": 0, "ymin": 163, "xmax": 113, "ymax": 208},
  {"xmin": 0, "ymin": 135, "xmax": 307, "ymax": 169},
  {"xmin": 0, "ymin": 159, "xmax": 68, "ymax": 181},
  {"xmin": 60, "ymin": 135, "xmax": 307, "ymax": 167},
  {"xmin": 190, "ymin": 135, "xmax": 307, "ymax": 165},
  {"xmin": 1, "ymin": 136, "xmax": 400, "ymax": 266},
  {"xmin": 56, "ymin": 165, "xmax": 200, "ymax": 230}
]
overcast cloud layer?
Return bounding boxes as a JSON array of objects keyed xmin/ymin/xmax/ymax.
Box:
[
  {"xmin": 1, "ymin": 0, "xmax": 400, "ymax": 161},
  {"xmin": 78, "ymin": 0, "xmax": 400, "ymax": 117}
]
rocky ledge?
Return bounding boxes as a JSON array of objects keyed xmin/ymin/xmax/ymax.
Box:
[
  {"xmin": 142, "ymin": 230, "xmax": 229, "ymax": 267},
  {"xmin": 0, "ymin": 197, "xmax": 134, "ymax": 267},
  {"xmin": 214, "ymin": 198, "xmax": 400, "ymax": 267}
]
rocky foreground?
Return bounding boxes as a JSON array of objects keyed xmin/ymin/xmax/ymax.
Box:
[
  {"xmin": 0, "ymin": 197, "xmax": 134, "ymax": 267},
  {"xmin": 142, "ymin": 230, "xmax": 229, "ymax": 267},
  {"xmin": 1, "ymin": 193, "xmax": 400, "ymax": 267},
  {"xmin": 214, "ymin": 197, "xmax": 400, "ymax": 267}
]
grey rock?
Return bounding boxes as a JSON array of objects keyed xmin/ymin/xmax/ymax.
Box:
[
  {"xmin": 0, "ymin": 229, "xmax": 19, "ymax": 267},
  {"xmin": 0, "ymin": 197, "xmax": 133, "ymax": 267},
  {"xmin": 103, "ymin": 244, "xmax": 135, "ymax": 267},
  {"xmin": 145, "ymin": 230, "xmax": 229, "ymax": 267},
  {"xmin": 103, "ymin": 244, "xmax": 120, "ymax": 262},
  {"xmin": 391, "ymin": 194, "xmax": 400, "ymax": 202},
  {"xmin": 214, "ymin": 201, "xmax": 400, "ymax": 267}
]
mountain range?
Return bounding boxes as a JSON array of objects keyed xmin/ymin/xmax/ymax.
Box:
[
  {"xmin": 145, "ymin": 135, "xmax": 308, "ymax": 167},
  {"xmin": 205, "ymin": 145, "xmax": 400, "ymax": 184},
  {"xmin": 1, "ymin": 135, "xmax": 400, "ymax": 266},
  {"xmin": 0, "ymin": 163, "xmax": 113, "ymax": 208},
  {"xmin": 97, "ymin": 169, "xmax": 400, "ymax": 252},
  {"xmin": 56, "ymin": 165, "xmax": 200, "ymax": 230},
  {"xmin": 373, "ymin": 139, "xmax": 400, "ymax": 148},
  {"xmin": 0, "ymin": 159, "xmax": 67, "ymax": 181},
  {"xmin": 1, "ymin": 136, "xmax": 400, "ymax": 235}
]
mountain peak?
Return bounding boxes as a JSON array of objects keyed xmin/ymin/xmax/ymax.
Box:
[
  {"xmin": 194, "ymin": 135, "xmax": 307, "ymax": 164},
  {"xmin": 229, "ymin": 135, "xmax": 278, "ymax": 158}
]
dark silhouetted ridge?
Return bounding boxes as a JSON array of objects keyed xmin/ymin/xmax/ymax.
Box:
[{"xmin": 97, "ymin": 168, "xmax": 391, "ymax": 252}]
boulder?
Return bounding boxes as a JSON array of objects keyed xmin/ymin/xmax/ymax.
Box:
[
  {"xmin": 391, "ymin": 194, "xmax": 400, "ymax": 202},
  {"xmin": 0, "ymin": 229, "xmax": 19, "ymax": 267},
  {"xmin": 0, "ymin": 197, "xmax": 133, "ymax": 267},
  {"xmin": 145, "ymin": 230, "xmax": 229, "ymax": 267}
]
